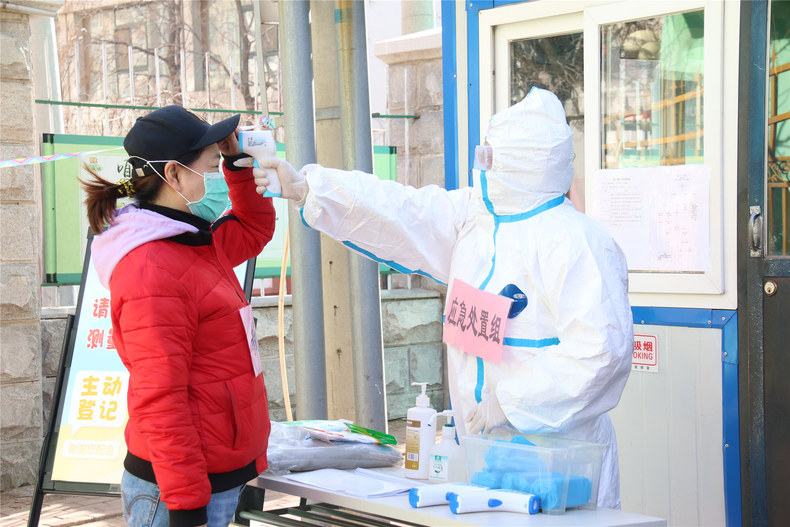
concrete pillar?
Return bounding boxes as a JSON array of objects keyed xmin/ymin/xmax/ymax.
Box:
[
  {"xmin": 401, "ymin": 0, "xmax": 434, "ymax": 35},
  {"xmin": 310, "ymin": 0, "xmax": 356, "ymax": 420},
  {"xmin": 0, "ymin": 9, "xmax": 44, "ymax": 490}
]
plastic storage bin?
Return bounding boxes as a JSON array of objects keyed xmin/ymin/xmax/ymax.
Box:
[{"xmin": 463, "ymin": 434, "xmax": 605, "ymax": 514}]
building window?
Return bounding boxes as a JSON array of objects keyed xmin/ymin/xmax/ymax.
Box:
[{"xmin": 600, "ymin": 11, "xmax": 704, "ymax": 169}]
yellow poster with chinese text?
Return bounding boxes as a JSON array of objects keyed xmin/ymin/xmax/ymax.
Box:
[{"xmin": 51, "ymin": 258, "xmax": 129, "ymax": 484}]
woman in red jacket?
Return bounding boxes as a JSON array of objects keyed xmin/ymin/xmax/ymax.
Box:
[{"xmin": 82, "ymin": 106, "xmax": 276, "ymax": 527}]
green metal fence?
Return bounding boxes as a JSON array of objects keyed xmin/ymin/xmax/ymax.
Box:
[{"xmin": 41, "ymin": 133, "xmax": 397, "ymax": 285}]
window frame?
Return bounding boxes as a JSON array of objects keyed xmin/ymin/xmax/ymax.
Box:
[{"xmin": 476, "ymin": 0, "xmax": 735, "ymax": 306}]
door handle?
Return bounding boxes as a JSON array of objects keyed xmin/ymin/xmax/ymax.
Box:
[{"xmin": 749, "ymin": 206, "xmax": 762, "ymax": 257}]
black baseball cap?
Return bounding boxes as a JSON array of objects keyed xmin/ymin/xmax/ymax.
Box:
[{"xmin": 123, "ymin": 105, "xmax": 240, "ymax": 164}]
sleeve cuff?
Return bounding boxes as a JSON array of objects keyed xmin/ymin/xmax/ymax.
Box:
[
  {"xmin": 222, "ymin": 153, "xmax": 253, "ymax": 172},
  {"xmin": 169, "ymin": 506, "xmax": 208, "ymax": 527}
]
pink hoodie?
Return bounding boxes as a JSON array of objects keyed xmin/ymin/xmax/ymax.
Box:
[{"xmin": 91, "ymin": 203, "xmax": 198, "ymax": 289}]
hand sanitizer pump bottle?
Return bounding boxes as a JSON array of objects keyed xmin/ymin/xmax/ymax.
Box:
[
  {"xmin": 404, "ymin": 382, "xmax": 436, "ymax": 479},
  {"xmin": 428, "ymin": 411, "xmax": 466, "ymax": 483}
]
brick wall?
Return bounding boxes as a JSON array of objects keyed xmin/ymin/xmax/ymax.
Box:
[
  {"xmin": 0, "ymin": 10, "xmax": 44, "ymax": 490},
  {"xmin": 251, "ymin": 291, "xmax": 446, "ymax": 421}
]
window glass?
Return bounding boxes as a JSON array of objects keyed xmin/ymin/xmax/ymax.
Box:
[
  {"xmin": 767, "ymin": 0, "xmax": 790, "ymax": 256},
  {"xmin": 600, "ymin": 11, "xmax": 704, "ymax": 169},
  {"xmin": 510, "ymin": 33, "xmax": 585, "ymax": 210}
]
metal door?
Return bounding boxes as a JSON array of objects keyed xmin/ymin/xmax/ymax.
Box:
[{"xmin": 739, "ymin": 1, "xmax": 790, "ymax": 526}]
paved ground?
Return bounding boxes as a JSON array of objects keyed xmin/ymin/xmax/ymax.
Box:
[
  {"xmin": 1, "ymin": 419, "xmax": 407, "ymax": 526},
  {"xmin": 0, "ymin": 484, "xmax": 301, "ymax": 527}
]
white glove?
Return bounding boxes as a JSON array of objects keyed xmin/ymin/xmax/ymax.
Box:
[
  {"xmin": 464, "ymin": 393, "xmax": 510, "ymax": 435},
  {"xmin": 254, "ymin": 157, "xmax": 308, "ymax": 206},
  {"xmin": 232, "ymin": 156, "xmax": 255, "ymax": 168}
]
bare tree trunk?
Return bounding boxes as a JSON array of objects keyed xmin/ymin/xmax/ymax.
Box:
[
  {"xmin": 167, "ymin": 0, "xmax": 185, "ymax": 104},
  {"xmin": 235, "ymin": 0, "xmax": 255, "ymax": 110}
]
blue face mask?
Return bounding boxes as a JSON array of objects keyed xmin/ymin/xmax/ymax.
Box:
[
  {"xmin": 143, "ymin": 157, "xmax": 231, "ymax": 223},
  {"xmin": 185, "ymin": 170, "xmax": 230, "ymax": 222}
]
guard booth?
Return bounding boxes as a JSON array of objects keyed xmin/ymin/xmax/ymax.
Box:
[{"xmin": 441, "ymin": 1, "xmax": 789, "ymax": 526}]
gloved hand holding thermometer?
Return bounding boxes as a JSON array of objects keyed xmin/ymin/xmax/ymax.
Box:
[
  {"xmin": 254, "ymin": 157, "xmax": 309, "ymax": 206},
  {"xmin": 238, "ymin": 130, "xmax": 281, "ymax": 197}
]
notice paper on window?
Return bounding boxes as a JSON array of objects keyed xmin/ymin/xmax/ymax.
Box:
[{"xmin": 590, "ymin": 165, "xmax": 710, "ymax": 273}]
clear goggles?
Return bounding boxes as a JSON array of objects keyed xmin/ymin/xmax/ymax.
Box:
[{"xmin": 473, "ymin": 144, "xmax": 493, "ymax": 171}]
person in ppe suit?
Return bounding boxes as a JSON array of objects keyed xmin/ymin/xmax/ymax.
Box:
[{"xmin": 256, "ymin": 87, "xmax": 633, "ymax": 509}]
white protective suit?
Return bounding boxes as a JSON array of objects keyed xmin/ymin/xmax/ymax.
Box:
[{"xmin": 297, "ymin": 88, "xmax": 633, "ymax": 509}]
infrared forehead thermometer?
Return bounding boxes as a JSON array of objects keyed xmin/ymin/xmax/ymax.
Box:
[
  {"xmin": 238, "ymin": 130, "xmax": 281, "ymax": 197},
  {"xmin": 448, "ymin": 488, "xmax": 540, "ymax": 515}
]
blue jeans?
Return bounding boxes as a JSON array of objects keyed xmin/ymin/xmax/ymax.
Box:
[{"xmin": 121, "ymin": 470, "xmax": 243, "ymax": 527}]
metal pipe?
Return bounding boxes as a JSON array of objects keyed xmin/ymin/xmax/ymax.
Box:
[
  {"xmin": 102, "ymin": 43, "xmax": 109, "ymax": 133},
  {"xmin": 180, "ymin": 49, "xmax": 187, "ymax": 106},
  {"xmin": 42, "ymin": 137, "xmax": 57, "ymax": 283},
  {"xmin": 253, "ymin": 61, "xmax": 259, "ymax": 113},
  {"xmin": 75, "ymin": 41, "xmax": 81, "ymax": 133},
  {"xmin": 205, "ymin": 52, "xmax": 211, "ymax": 109},
  {"xmin": 0, "ymin": 1, "xmax": 60, "ymax": 17},
  {"xmin": 335, "ymin": 0, "xmax": 387, "ymax": 432},
  {"xmin": 279, "ymin": 0, "xmax": 327, "ymax": 420},
  {"xmin": 252, "ymin": 0, "xmax": 268, "ymax": 113},
  {"xmin": 230, "ymin": 54, "xmax": 235, "ymax": 110},
  {"xmin": 34, "ymin": 99, "xmax": 269, "ymax": 115},
  {"xmin": 404, "ymin": 67, "xmax": 412, "ymax": 289},
  {"xmin": 155, "ymin": 48, "xmax": 161, "ymax": 107},
  {"xmin": 128, "ymin": 45, "xmax": 135, "ymax": 119},
  {"xmin": 405, "ymin": 69, "xmax": 410, "ymax": 187}
]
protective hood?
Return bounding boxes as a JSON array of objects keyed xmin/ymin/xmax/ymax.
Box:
[
  {"xmin": 482, "ymin": 87, "xmax": 574, "ymax": 214},
  {"xmin": 91, "ymin": 203, "xmax": 198, "ymax": 289}
]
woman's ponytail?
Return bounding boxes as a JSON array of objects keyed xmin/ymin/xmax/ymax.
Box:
[
  {"xmin": 80, "ymin": 160, "xmax": 162, "ymax": 234},
  {"xmin": 80, "ymin": 167, "xmax": 127, "ymax": 235}
]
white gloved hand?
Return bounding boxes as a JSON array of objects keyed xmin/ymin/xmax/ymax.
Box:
[
  {"xmin": 254, "ymin": 157, "xmax": 308, "ymax": 206},
  {"xmin": 232, "ymin": 156, "xmax": 255, "ymax": 168},
  {"xmin": 464, "ymin": 393, "xmax": 510, "ymax": 435}
]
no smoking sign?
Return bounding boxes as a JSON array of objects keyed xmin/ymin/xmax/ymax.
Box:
[{"xmin": 632, "ymin": 334, "xmax": 658, "ymax": 373}]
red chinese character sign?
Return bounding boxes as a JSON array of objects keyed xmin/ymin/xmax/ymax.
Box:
[
  {"xmin": 443, "ymin": 279, "xmax": 512, "ymax": 365},
  {"xmin": 632, "ymin": 334, "xmax": 659, "ymax": 372}
]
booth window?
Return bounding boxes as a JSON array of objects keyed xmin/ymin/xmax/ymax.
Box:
[
  {"xmin": 600, "ymin": 11, "xmax": 704, "ymax": 169},
  {"xmin": 509, "ymin": 33, "xmax": 583, "ymax": 110},
  {"xmin": 510, "ymin": 32, "xmax": 585, "ymax": 210},
  {"xmin": 768, "ymin": 3, "xmax": 790, "ymax": 256}
]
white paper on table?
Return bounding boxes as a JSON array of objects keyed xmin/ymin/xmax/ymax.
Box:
[
  {"xmin": 354, "ymin": 467, "xmax": 429, "ymax": 487},
  {"xmin": 590, "ymin": 165, "xmax": 710, "ymax": 273},
  {"xmin": 283, "ymin": 468, "xmax": 413, "ymax": 498}
]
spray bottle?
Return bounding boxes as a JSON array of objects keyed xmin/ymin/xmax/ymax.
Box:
[
  {"xmin": 428, "ymin": 410, "xmax": 466, "ymax": 483},
  {"xmin": 404, "ymin": 382, "xmax": 436, "ymax": 480},
  {"xmin": 238, "ymin": 129, "xmax": 281, "ymax": 197}
]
